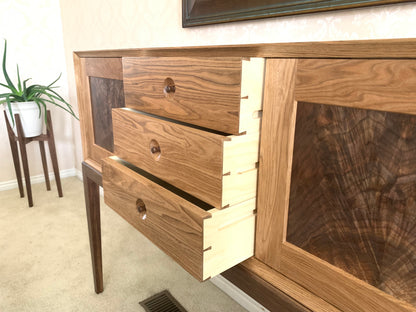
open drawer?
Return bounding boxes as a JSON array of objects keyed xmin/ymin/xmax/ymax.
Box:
[
  {"xmin": 122, "ymin": 57, "xmax": 265, "ymax": 134},
  {"xmin": 102, "ymin": 156, "xmax": 256, "ymax": 281},
  {"xmin": 112, "ymin": 108, "xmax": 259, "ymax": 208}
]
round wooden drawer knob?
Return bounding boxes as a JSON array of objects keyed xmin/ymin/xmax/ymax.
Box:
[
  {"xmin": 164, "ymin": 78, "xmax": 176, "ymax": 96},
  {"xmin": 136, "ymin": 198, "xmax": 147, "ymax": 220},
  {"xmin": 149, "ymin": 139, "xmax": 161, "ymax": 161}
]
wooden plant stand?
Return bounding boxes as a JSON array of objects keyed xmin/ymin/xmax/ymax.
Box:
[{"xmin": 4, "ymin": 110, "xmax": 63, "ymax": 207}]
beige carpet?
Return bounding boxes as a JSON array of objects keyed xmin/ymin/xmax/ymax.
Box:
[{"xmin": 0, "ymin": 177, "xmax": 247, "ymax": 312}]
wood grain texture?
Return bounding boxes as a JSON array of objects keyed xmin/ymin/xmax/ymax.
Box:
[
  {"xmin": 82, "ymin": 161, "xmax": 103, "ymax": 294},
  {"xmin": 102, "ymin": 157, "xmax": 210, "ymax": 281},
  {"xmin": 239, "ymin": 57, "xmax": 265, "ymax": 133},
  {"xmin": 241, "ymin": 258, "xmax": 342, "ymax": 312},
  {"xmin": 223, "ymin": 132, "xmax": 260, "ymax": 174},
  {"xmin": 73, "ymin": 55, "xmax": 93, "ymax": 161},
  {"xmin": 295, "ymin": 59, "xmax": 416, "ymax": 114},
  {"xmin": 203, "ymin": 198, "xmax": 256, "ymax": 279},
  {"xmin": 123, "ymin": 57, "xmax": 243, "ymax": 134},
  {"xmin": 222, "ymin": 264, "xmax": 313, "ymax": 312},
  {"xmin": 4, "ymin": 111, "xmax": 24, "ymax": 198},
  {"xmin": 5, "ymin": 111, "xmax": 62, "ymax": 206},
  {"xmin": 85, "ymin": 57, "xmax": 123, "ymax": 80},
  {"xmin": 281, "ymin": 244, "xmax": 415, "ymax": 312},
  {"xmin": 39, "ymin": 140, "xmax": 51, "ymax": 191},
  {"xmin": 258, "ymin": 58, "xmax": 416, "ymax": 311},
  {"xmin": 287, "ymin": 102, "xmax": 416, "ymax": 307},
  {"xmin": 113, "ymin": 108, "xmax": 257, "ymax": 208},
  {"xmin": 74, "ymin": 55, "xmax": 119, "ymax": 166},
  {"xmin": 113, "ymin": 108, "xmax": 223, "ymax": 207},
  {"xmin": 255, "ymin": 58, "xmax": 298, "ymax": 268},
  {"xmin": 74, "ymin": 40, "xmax": 416, "ymax": 311},
  {"xmin": 89, "ymin": 77, "xmax": 125, "ymax": 152},
  {"xmin": 75, "ymin": 39, "xmax": 416, "ymax": 59},
  {"xmin": 45, "ymin": 111, "xmax": 63, "ymax": 198},
  {"xmin": 15, "ymin": 113, "xmax": 33, "ymax": 207}
]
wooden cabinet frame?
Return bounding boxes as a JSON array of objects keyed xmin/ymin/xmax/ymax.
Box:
[{"xmin": 74, "ymin": 39, "xmax": 416, "ymax": 312}]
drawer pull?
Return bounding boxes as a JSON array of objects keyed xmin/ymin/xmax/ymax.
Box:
[
  {"xmin": 164, "ymin": 78, "xmax": 176, "ymax": 95},
  {"xmin": 149, "ymin": 139, "xmax": 161, "ymax": 160},
  {"xmin": 136, "ymin": 198, "xmax": 147, "ymax": 220}
]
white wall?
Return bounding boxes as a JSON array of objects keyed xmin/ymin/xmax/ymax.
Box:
[
  {"xmin": 58, "ymin": 0, "xmax": 416, "ymax": 171},
  {"xmin": 0, "ymin": 0, "xmax": 77, "ymax": 184}
]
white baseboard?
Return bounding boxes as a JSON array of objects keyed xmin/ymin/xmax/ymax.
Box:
[
  {"xmin": 75, "ymin": 168, "xmax": 83, "ymax": 181},
  {"xmin": 210, "ymin": 275, "xmax": 270, "ymax": 312},
  {"xmin": 0, "ymin": 168, "xmax": 82, "ymax": 191}
]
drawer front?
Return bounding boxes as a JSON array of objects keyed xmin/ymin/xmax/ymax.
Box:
[
  {"xmin": 102, "ymin": 157, "xmax": 256, "ymax": 281},
  {"xmin": 102, "ymin": 157, "xmax": 210, "ymax": 280},
  {"xmin": 112, "ymin": 108, "xmax": 259, "ymax": 208},
  {"xmin": 122, "ymin": 57, "xmax": 264, "ymax": 134}
]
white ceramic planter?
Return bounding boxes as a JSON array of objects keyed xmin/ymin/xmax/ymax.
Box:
[{"xmin": 4, "ymin": 101, "xmax": 44, "ymax": 138}]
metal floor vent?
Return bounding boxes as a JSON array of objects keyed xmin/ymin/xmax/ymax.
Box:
[{"xmin": 140, "ymin": 290, "xmax": 188, "ymax": 312}]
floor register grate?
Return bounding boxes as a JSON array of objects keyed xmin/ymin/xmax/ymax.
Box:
[{"xmin": 140, "ymin": 290, "xmax": 188, "ymax": 312}]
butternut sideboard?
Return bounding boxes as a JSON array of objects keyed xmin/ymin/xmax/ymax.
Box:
[{"xmin": 74, "ymin": 40, "xmax": 416, "ymax": 312}]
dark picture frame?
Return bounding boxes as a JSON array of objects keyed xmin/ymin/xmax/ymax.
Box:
[{"xmin": 182, "ymin": 0, "xmax": 411, "ymax": 27}]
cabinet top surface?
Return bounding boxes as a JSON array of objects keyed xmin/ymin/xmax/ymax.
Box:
[{"xmin": 74, "ymin": 39, "xmax": 416, "ymax": 59}]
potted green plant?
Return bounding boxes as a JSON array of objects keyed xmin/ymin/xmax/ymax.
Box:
[{"xmin": 0, "ymin": 40, "xmax": 78, "ymax": 137}]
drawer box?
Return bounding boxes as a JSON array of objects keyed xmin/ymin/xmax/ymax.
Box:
[
  {"xmin": 122, "ymin": 57, "xmax": 265, "ymax": 134},
  {"xmin": 102, "ymin": 156, "xmax": 256, "ymax": 281},
  {"xmin": 113, "ymin": 108, "xmax": 259, "ymax": 208}
]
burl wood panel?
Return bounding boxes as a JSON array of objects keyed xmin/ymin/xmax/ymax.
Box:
[
  {"xmin": 89, "ymin": 77, "xmax": 125, "ymax": 152},
  {"xmin": 287, "ymin": 102, "xmax": 416, "ymax": 306},
  {"xmin": 123, "ymin": 57, "xmax": 242, "ymax": 134}
]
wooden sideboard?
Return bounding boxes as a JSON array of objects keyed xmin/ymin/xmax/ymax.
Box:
[{"xmin": 74, "ymin": 40, "xmax": 416, "ymax": 312}]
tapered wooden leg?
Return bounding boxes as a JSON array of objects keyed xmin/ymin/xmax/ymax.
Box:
[
  {"xmin": 15, "ymin": 114, "xmax": 33, "ymax": 207},
  {"xmin": 39, "ymin": 141, "xmax": 51, "ymax": 191},
  {"xmin": 4, "ymin": 111, "xmax": 24, "ymax": 198},
  {"xmin": 82, "ymin": 162, "xmax": 103, "ymax": 294},
  {"xmin": 46, "ymin": 111, "xmax": 63, "ymax": 197},
  {"xmin": 10, "ymin": 138, "xmax": 25, "ymax": 197}
]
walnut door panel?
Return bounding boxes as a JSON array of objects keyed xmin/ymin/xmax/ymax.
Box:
[
  {"xmin": 102, "ymin": 157, "xmax": 256, "ymax": 281},
  {"xmin": 89, "ymin": 77, "xmax": 124, "ymax": 152},
  {"xmin": 122, "ymin": 57, "xmax": 264, "ymax": 134},
  {"xmin": 256, "ymin": 58, "xmax": 416, "ymax": 312},
  {"xmin": 112, "ymin": 108, "xmax": 259, "ymax": 208},
  {"xmin": 287, "ymin": 102, "xmax": 416, "ymax": 305},
  {"xmin": 74, "ymin": 56, "xmax": 125, "ymax": 169}
]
